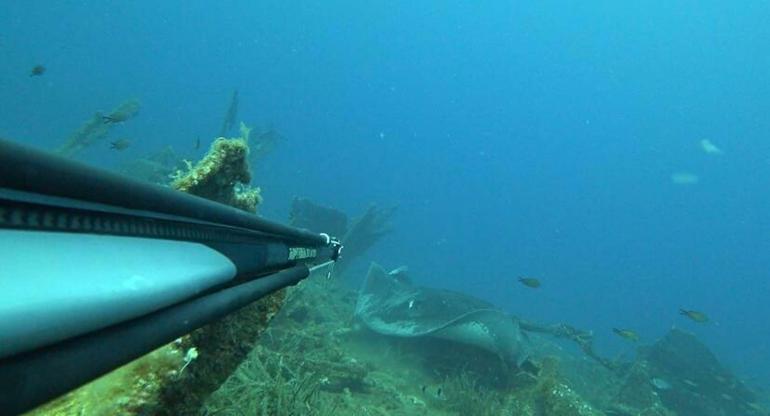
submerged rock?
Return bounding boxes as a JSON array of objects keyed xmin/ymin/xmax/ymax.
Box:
[{"xmin": 615, "ymin": 329, "xmax": 765, "ymax": 416}]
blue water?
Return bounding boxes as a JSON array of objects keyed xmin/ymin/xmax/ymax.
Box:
[{"xmin": 3, "ymin": 1, "xmax": 769, "ymax": 387}]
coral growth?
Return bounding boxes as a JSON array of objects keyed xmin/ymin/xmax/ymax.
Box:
[
  {"xmin": 146, "ymin": 288, "xmax": 288, "ymax": 415},
  {"xmin": 120, "ymin": 145, "xmax": 186, "ymax": 185},
  {"xmin": 27, "ymin": 343, "xmax": 186, "ymax": 415},
  {"xmin": 171, "ymin": 134, "xmax": 262, "ymax": 212}
]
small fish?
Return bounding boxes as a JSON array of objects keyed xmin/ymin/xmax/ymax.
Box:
[
  {"xmin": 650, "ymin": 377, "xmax": 672, "ymax": 390},
  {"xmin": 613, "ymin": 328, "xmax": 640, "ymax": 342},
  {"xmin": 700, "ymin": 139, "xmax": 723, "ymax": 155},
  {"xmin": 110, "ymin": 139, "xmax": 132, "ymax": 151},
  {"xmin": 102, "ymin": 111, "xmax": 132, "ymax": 124},
  {"xmin": 680, "ymin": 309, "xmax": 709, "ymax": 323},
  {"xmin": 420, "ymin": 385, "xmax": 446, "ymax": 401},
  {"xmin": 682, "ymin": 379, "xmax": 699, "ymax": 388},
  {"xmin": 30, "ymin": 65, "xmax": 45, "ymax": 77},
  {"xmin": 518, "ymin": 277, "xmax": 541, "ymax": 288},
  {"xmin": 195, "ymin": 137, "xmax": 201, "ymax": 150},
  {"xmin": 388, "ymin": 266, "xmax": 412, "ymax": 286}
]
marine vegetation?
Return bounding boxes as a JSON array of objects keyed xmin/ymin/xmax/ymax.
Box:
[
  {"xmin": 205, "ymin": 274, "xmax": 768, "ymax": 416},
  {"xmin": 197, "ymin": 274, "xmax": 620, "ymax": 416},
  {"xmin": 171, "ymin": 123, "xmax": 262, "ymax": 212},
  {"xmin": 26, "ymin": 342, "xmax": 188, "ymax": 415},
  {"xmin": 56, "ymin": 99, "xmax": 141, "ymax": 157},
  {"xmin": 120, "ymin": 145, "xmax": 185, "ymax": 185}
]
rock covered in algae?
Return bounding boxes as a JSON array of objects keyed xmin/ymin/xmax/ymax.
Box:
[
  {"xmin": 618, "ymin": 329, "xmax": 764, "ymax": 416},
  {"xmin": 26, "ymin": 343, "xmax": 187, "ymax": 415},
  {"xmin": 171, "ymin": 136, "xmax": 262, "ymax": 212},
  {"xmin": 498, "ymin": 357, "xmax": 605, "ymax": 416}
]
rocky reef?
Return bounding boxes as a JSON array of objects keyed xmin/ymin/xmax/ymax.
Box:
[{"xmin": 608, "ymin": 329, "xmax": 765, "ymax": 416}]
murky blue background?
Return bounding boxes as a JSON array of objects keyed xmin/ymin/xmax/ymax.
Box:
[{"xmin": 2, "ymin": 0, "xmax": 769, "ymax": 387}]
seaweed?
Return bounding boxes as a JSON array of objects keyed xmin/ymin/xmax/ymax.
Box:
[
  {"xmin": 171, "ymin": 135, "xmax": 262, "ymax": 212},
  {"xmin": 195, "ymin": 275, "xmax": 620, "ymax": 416}
]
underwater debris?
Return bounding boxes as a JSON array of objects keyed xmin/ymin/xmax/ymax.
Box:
[
  {"xmin": 56, "ymin": 99, "xmax": 141, "ymax": 158},
  {"xmin": 287, "ymin": 199, "xmax": 394, "ymax": 278},
  {"xmin": 520, "ymin": 320, "xmax": 616, "ymax": 370},
  {"xmin": 218, "ymin": 89, "xmax": 239, "ymax": 138},
  {"xmin": 289, "ymin": 197, "xmax": 349, "ymax": 238},
  {"xmin": 614, "ymin": 328, "xmax": 762, "ymax": 416},
  {"xmin": 335, "ymin": 205, "xmax": 396, "ymax": 276},
  {"xmin": 288, "ymin": 200, "xmax": 396, "ymax": 278},
  {"xmin": 249, "ymin": 126, "xmax": 283, "ymax": 160},
  {"xmin": 179, "ymin": 347, "xmax": 199, "ymax": 374},
  {"xmin": 171, "ymin": 136, "xmax": 262, "ymax": 213},
  {"xmin": 610, "ymin": 359, "xmax": 675, "ymax": 416},
  {"xmin": 29, "ymin": 64, "xmax": 45, "ymax": 76}
]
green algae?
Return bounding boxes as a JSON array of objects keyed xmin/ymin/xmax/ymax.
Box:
[
  {"xmin": 26, "ymin": 343, "xmax": 186, "ymax": 416},
  {"xmin": 171, "ymin": 123, "xmax": 262, "ymax": 212}
]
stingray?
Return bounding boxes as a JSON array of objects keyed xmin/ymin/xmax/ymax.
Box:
[{"xmin": 355, "ymin": 263, "xmax": 529, "ymax": 366}]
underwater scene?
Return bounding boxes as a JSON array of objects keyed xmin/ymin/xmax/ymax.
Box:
[{"xmin": 2, "ymin": 1, "xmax": 770, "ymax": 415}]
